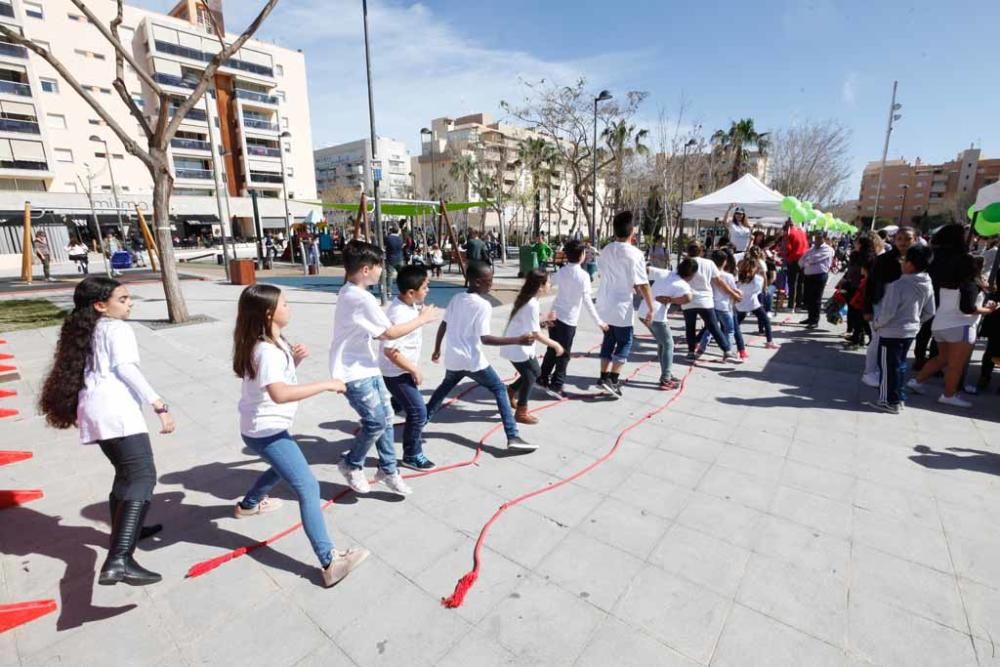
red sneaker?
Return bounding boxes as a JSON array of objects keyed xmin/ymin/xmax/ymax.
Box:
[{"xmin": 738, "ymin": 350, "xmax": 749, "ymax": 359}]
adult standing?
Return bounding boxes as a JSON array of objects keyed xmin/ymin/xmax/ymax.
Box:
[
  {"xmin": 782, "ymin": 219, "xmax": 808, "ymax": 311},
  {"xmin": 33, "ymin": 230, "xmax": 53, "ymax": 282},
  {"xmin": 727, "ymin": 207, "xmax": 752, "ymax": 256},
  {"xmin": 798, "ymin": 233, "xmax": 835, "ymax": 329},
  {"xmin": 861, "ymin": 227, "xmax": 915, "ymax": 387},
  {"xmin": 914, "ymin": 225, "xmax": 967, "ymax": 370},
  {"xmin": 647, "ymin": 234, "xmax": 669, "ymax": 269},
  {"xmin": 385, "ymin": 226, "xmax": 404, "ymax": 284}
]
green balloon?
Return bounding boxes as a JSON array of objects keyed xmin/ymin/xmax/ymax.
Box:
[
  {"xmin": 981, "ymin": 202, "xmax": 1000, "ymax": 223},
  {"xmin": 974, "ymin": 217, "xmax": 1000, "ymax": 237},
  {"xmin": 968, "ymin": 204, "xmax": 977, "ymax": 220},
  {"xmin": 781, "ymin": 196, "xmax": 798, "ymax": 212}
]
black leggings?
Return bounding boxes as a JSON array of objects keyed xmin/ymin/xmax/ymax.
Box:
[
  {"xmin": 98, "ymin": 433, "xmax": 157, "ymax": 502},
  {"xmin": 510, "ymin": 358, "xmax": 541, "ymax": 406}
]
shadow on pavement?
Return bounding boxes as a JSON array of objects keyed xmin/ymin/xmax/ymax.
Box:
[{"xmin": 910, "ymin": 445, "xmax": 1000, "ymax": 476}]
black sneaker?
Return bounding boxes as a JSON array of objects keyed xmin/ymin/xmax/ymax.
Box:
[
  {"xmin": 610, "ymin": 380, "xmax": 624, "ymax": 397},
  {"xmin": 864, "ymin": 400, "xmax": 900, "ymax": 415},
  {"xmin": 399, "ymin": 456, "xmax": 436, "ymax": 471},
  {"xmin": 798, "ymin": 318, "xmax": 812, "ymax": 325},
  {"xmin": 536, "ymin": 376, "xmax": 550, "ymax": 388},
  {"xmin": 685, "ymin": 351, "xmax": 697, "ymax": 360},
  {"xmin": 597, "ymin": 377, "xmax": 619, "ymax": 397},
  {"xmin": 507, "ymin": 436, "xmax": 538, "ymax": 451}
]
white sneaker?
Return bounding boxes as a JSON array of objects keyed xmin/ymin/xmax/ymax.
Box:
[
  {"xmin": 963, "ymin": 384, "xmax": 979, "ymax": 395},
  {"xmin": 906, "ymin": 378, "xmax": 926, "ymax": 395},
  {"xmin": 338, "ymin": 461, "xmax": 371, "ymax": 494},
  {"xmin": 373, "ymin": 469, "xmax": 413, "ymax": 496},
  {"xmin": 233, "ymin": 496, "xmax": 284, "ymax": 518},
  {"xmin": 321, "ymin": 547, "xmax": 370, "ymax": 587},
  {"xmin": 861, "ymin": 373, "xmax": 880, "ymax": 388},
  {"xmin": 937, "ymin": 394, "xmax": 972, "ymax": 408}
]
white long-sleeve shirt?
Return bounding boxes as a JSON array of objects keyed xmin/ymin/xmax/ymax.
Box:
[{"xmin": 551, "ymin": 262, "xmax": 604, "ymax": 327}]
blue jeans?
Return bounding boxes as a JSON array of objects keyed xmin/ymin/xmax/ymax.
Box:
[
  {"xmin": 383, "ymin": 373, "xmax": 426, "ymax": 460},
  {"xmin": 240, "ymin": 431, "xmax": 334, "ymax": 567},
  {"xmin": 425, "ymin": 365, "xmax": 518, "ymax": 439},
  {"xmin": 736, "ymin": 308, "xmax": 773, "ymax": 343},
  {"xmin": 343, "ymin": 376, "xmax": 398, "ymax": 474},
  {"xmin": 684, "ymin": 308, "xmax": 730, "ymax": 353},
  {"xmin": 600, "ymin": 325, "xmax": 634, "ymax": 364},
  {"xmin": 697, "ymin": 309, "xmax": 740, "ymax": 352},
  {"xmin": 648, "ymin": 321, "xmax": 674, "ymax": 382}
]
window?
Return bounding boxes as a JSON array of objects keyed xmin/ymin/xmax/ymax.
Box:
[
  {"xmin": 112, "ymin": 154, "xmax": 124, "ymax": 160},
  {"xmin": 275, "ymin": 90, "xmax": 285, "ymax": 102},
  {"xmin": 101, "ymin": 185, "xmax": 112, "ymax": 192},
  {"xmin": 95, "ymin": 152, "xmax": 106, "ymax": 158},
  {"xmin": 54, "ymin": 148, "xmax": 73, "ymax": 162},
  {"xmin": 24, "ymin": 2, "xmax": 43, "ymax": 19},
  {"xmin": 88, "ymin": 118, "xmax": 104, "ymax": 126},
  {"xmin": 40, "ymin": 78, "xmax": 58, "ymax": 93},
  {"xmin": 275, "ymin": 64, "xmax": 284, "ymax": 76},
  {"xmin": 32, "ymin": 39, "xmax": 51, "ymax": 52},
  {"xmin": 280, "ymin": 116, "xmax": 289, "ymax": 129},
  {"xmin": 47, "ymin": 114, "xmax": 66, "ymax": 129},
  {"xmin": 68, "ymin": 13, "xmax": 85, "ymax": 22},
  {"xmin": 286, "ymin": 166, "xmax": 294, "ymax": 177}
]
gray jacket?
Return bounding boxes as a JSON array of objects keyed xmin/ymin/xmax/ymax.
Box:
[{"xmin": 872, "ymin": 272, "xmax": 935, "ymax": 338}]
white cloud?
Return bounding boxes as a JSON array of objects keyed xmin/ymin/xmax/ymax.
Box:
[{"xmin": 841, "ymin": 72, "xmax": 858, "ymax": 106}]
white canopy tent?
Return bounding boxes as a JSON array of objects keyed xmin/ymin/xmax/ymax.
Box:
[
  {"xmin": 682, "ymin": 174, "xmax": 786, "ymax": 221},
  {"xmin": 975, "ymin": 181, "xmax": 1000, "ymax": 210}
]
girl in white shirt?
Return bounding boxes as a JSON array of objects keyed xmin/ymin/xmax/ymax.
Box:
[
  {"xmin": 232, "ymin": 284, "xmax": 368, "ymax": 587},
  {"xmin": 40, "ymin": 276, "xmax": 173, "ymax": 586},
  {"xmin": 735, "ymin": 257, "xmax": 778, "ymax": 351},
  {"xmin": 501, "ymin": 270, "xmax": 565, "ymax": 424},
  {"xmin": 695, "ymin": 249, "xmax": 744, "ymax": 360}
]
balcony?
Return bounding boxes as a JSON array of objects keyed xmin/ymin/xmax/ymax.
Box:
[
  {"xmin": 0, "ymin": 159, "xmax": 47, "ymax": 170},
  {"xmin": 169, "ymin": 107, "xmax": 208, "ymax": 122},
  {"xmin": 0, "ymin": 117, "xmax": 39, "ymax": 134},
  {"xmin": 0, "ymin": 4, "xmax": 14, "ymax": 19},
  {"xmin": 0, "ymin": 42, "xmax": 27, "ymax": 58},
  {"xmin": 246, "ymin": 144, "xmax": 281, "ymax": 157},
  {"xmin": 154, "ymin": 72, "xmax": 196, "ymax": 90},
  {"xmin": 235, "ymin": 88, "xmax": 278, "ymax": 105},
  {"xmin": 242, "ymin": 117, "xmax": 278, "ymax": 132},
  {"xmin": 249, "ymin": 171, "xmax": 283, "ymax": 183},
  {"xmin": 171, "ymin": 137, "xmax": 211, "ymax": 152},
  {"xmin": 175, "ymin": 167, "xmax": 213, "ymax": 179},
  {"xmin": 0, "ymin": 79, "xmax": 30, "ymax": 96},
  {"xmin": 154, "ymin": 40, "xmax": 274, "ymax": 78}
]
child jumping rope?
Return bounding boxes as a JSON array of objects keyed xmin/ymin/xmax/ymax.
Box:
[
  {"xmin": 233, "ymin": 284, "xmax": 369, "ymax": 587},
  {"xmin": 40, "ymin": 276, "xmax": 173, "ymax": 586},
  {"xmin": 501, "ymin": 269, "xmax": 565, "ymax": 423}
]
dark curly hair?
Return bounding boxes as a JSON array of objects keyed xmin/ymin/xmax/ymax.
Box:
[{"xmin": 38, "ymin": 276, "xmax": 120, "ymax": 429}]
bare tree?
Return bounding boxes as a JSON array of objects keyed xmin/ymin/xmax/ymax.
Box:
[
  {"xmin": 768, "ymin": 120, "xmax": 853, "ymax": 205},
  {"xmin": 501, "ymin": 78, "xmax": 647, "ymax": 241},
  {"xmin": 469, "ymin": 139, "xmax": 524, "ymax": 258},
  {"xmin": 0, "ymin": 0, "xmax": 280, "ymax": 322}
]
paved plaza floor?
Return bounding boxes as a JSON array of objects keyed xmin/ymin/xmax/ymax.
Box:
[{"xmin": 2, "ymin": 267, "xmax": 999, "ymax": 666}]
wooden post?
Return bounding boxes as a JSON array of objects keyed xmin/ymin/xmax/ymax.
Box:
[
  {"xmin": 134, "ymin": 206, "xmax": 159, "ymax": 272},
  {"xmin": 19, "ymin": 202, "xmax": 32, "ymax": 283},
  {"xmin": 353, "ymin": 192, "xmax": 367, "ymax": 241},
  {"xmin": 440, "ymin": 200, "xmax": 466, "ymax": 281}
]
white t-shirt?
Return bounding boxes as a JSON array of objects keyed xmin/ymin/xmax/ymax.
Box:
[
  {"xmin": 735, "ymin": 275, "xmax": 765, "ymax": 312},
  {"xmin": 596, "ymin": 241, "xmax": 648, "ymax": 327},
  {"xmin": 728, "ymin": 223, "xmax": 751, "ymax": 252},
  {"xmin": 329, "ymin": 283, "xmax": 391, "ymax": 382},
  {"xmin": 639, "ymin": 269, "xmax": 692, "ymax": 323},
  {"xmin": 379, "ymin": 298, "xmax": 422, "ymax": 378},
  {"xmin": 77, "ymin": 319, "xmax": 158, "ymax": 444},
  {"xmin": 443, "ymin": 292, "xmax": 492, "ymax": 372},
  {"xmin": 239, "ymin": 340, "xmax": 298, "ymax": 437},
  {"xmin": 501, "ymin": 298, "xmax": 540, "ymax": 362},
  {"xmin": 682, "ymin": 257, "xmax": 720, "ymax": 310},
  {"xmin": 551, "ymin": 263, "xmax": 603, "ymax": 327},
  {"xmin": 713, "ymin": 272, "xmax": 739, "ymax": 311}
]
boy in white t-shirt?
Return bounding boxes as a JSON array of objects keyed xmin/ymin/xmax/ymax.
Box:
[
  {"xmin": 639, "ymin": 262, "xmax": 694, "ymax": 389},
  {"xmin": 695, "ymin": 249, "xmax": 745, "ymax": 359},
  {"xmin": 425, "ymin": 261, "xmax": 537, "ymax": 451},
  {"xmin": 380, "ymin": 265, "xmax": 436, "ymax": 471},
  {"xmin": 680, "ymin": 242, "xmax": 739, "ymax": 362},
  {"xmin": 332, "ymin": 241, "xmax": 440, "ymax": 496}
]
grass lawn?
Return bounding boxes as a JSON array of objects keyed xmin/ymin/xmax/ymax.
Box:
[{"xmin": 0, "ymin": 299, "xmax": 66, "ymax": 333}]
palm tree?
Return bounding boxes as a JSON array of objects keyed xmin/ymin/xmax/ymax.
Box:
[
  {"xmin": 448, "ymin": 152, "xmax": 477, "ymax": 231},
  {"xmin": 602, "ymin": 121, "xmax": 650, "ymax": 218},
  {"xmin": 518, "ymin": 137, "xmax": 561, "ymax": 236},
  {"xmin": 713, "ymin": 118, "xmax": 770, "ymax": 184}
]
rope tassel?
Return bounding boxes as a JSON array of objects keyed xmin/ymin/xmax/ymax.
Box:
[{"xmin": 441, "ymin": 570, "xmax": 479, "ymax": 608}]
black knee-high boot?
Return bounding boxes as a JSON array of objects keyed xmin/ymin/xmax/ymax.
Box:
[
  {"xmin": 109, "ymin": 494, "xmax": 162, "ymax": 540},
  {"xmin": 99, "ymin": 500, "xmax": 162, "ymax": 586}
]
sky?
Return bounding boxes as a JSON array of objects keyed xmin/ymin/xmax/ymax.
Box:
[{"xmin": 134, "ymin": 0, "xmax": 998, "ymax": 200}]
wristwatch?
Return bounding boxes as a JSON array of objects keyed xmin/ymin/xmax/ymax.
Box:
[{"xmin": 154, "ymin": 404, "xmax": 170, "ymax": 414}]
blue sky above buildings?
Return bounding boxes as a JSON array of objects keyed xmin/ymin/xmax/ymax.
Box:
[{"xmin": 135, "ymin": 0, "xmax": 997, "ymax": 198}]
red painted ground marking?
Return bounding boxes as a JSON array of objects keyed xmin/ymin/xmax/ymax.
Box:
[
  {"xmin": 0, "ymin": 451, "xmax": 31, "ymax": 466},
  {"xmin": 0, "ymin": 353, "xmax": 12, "ymax": 361},
  {"xmin": 0, "ymin": 388, "xmax": 16, "ymax": 398},
  {"xmin": 0, "ymin": 365, "xmax": 16, "ymax": 374},
  {"xmin": 0, "ymin": 489, "xmax": 43, "ymax": 509},
  {"xmin": 0, "ymin": 408, "xmax": 19, "ymax": 419},
  {"xmin": 0, "ymin": 600, "xmax": 57, "ymax": 633}
]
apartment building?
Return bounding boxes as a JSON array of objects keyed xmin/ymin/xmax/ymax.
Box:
[
  {"xmin": 314, "ymin": 137, "xmax": 411, "ymax": 200},
  {"xmin": 411, "ymin": 113, "xmax": 603, "ymax": 237},
  {"xmin": 0, "ymin": 0, "xmax": 318, "ymax": 267},
  {"xmin": 857, "ymin": 147, "xmax": 1000, "ymax": 225}
]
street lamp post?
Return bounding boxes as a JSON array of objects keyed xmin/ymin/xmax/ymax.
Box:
[
  {"xmin": 90, "ymin": 135, "xmax": 126, "ymax": 245},
  {"xmin": 278, "ymin": 129, "xmax": 301, "ymax": 271},
  {"xmin": 870, "ymin": 80, "xmax": 902, "ymax": 230},
  {"xmin": 591, "ymin": 90, "xmax": 612, "ymax": 243},
  {"xmin": 420, "ymin": 127, "xmax": 437, "ymax": 244},
  {"xmin": 362, "ymin": 0, "xmax": 388, "ymax": 304},
  {"xmin": 78, "ymin": 164, "xmax": 111, "ymax": 278}
]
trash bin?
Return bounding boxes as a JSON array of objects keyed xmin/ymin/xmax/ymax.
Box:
[
  {"xmin": 230, "ymin": 258, "xmax": 255, "ymax": 286},
  {"xmin": 518, "ymin": 245, "xmax": 538, "ymax": 277},
  {"xmin": 216, "ymin": 254, "xmax": 224, "ymax": 265}
]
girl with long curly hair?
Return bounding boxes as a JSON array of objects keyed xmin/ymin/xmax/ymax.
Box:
[{"xmin": 39, "ymin": 276, "xmax": 173, "ymax": 586}]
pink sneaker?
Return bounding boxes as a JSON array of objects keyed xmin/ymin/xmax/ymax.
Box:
[
  {"xmin": 738, "ymin": 350, "xmax": 749, "ymax": 360},
  {"xmin": 765, "ymin": 342, "xmax": 779, "ymax": 350}
]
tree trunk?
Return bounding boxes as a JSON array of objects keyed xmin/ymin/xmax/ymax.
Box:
[{"xmin": 150, "ymin": 158, "xmax": 189, "ymax": 323}]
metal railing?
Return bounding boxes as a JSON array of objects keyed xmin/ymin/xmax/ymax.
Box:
[
  {"xmin": 175, "ymin": 167, "xmax": 213, "ymax": 179},
  {"xmin": 0, "ymin": 159, "xmax": 47, "ymax": 170},
  {"xmin": 246, "ymin": 144, "xmax": 281, "ymax": 157},
  {"xmin": 0, "ymin": 117, "xmax": 40, "ymax": 134},
  {"xmin": 249, "ymin": 171, "xmax": 283, "ymax": 183},
  {"xmin": 0, "ymin": 4, "xmax": 15, "ymax": 19},
  {"xmin": 0, "ymin": 80, "xmax": 30, "ymax": 97},
  {"xmin": 154, "ymin": 40, "xmax": 274, "ymax": 78},
  {"xmin": 154, "ymin": 72, "xmax": 197, "ymax": 90},
  {"xmin": 169, "ymin": 107, "xmax": 208, "ymax": 122},
  {"xmin": 235, "ymin": 88, "xmax": 279, "ymax": 105},
  {"xmin": 242, "ymin": 117, "xmax": 279, "ymax": 132},
  {"xmin": 171, "ymin": 138, "xmax": 212, "ymax": 152}
]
